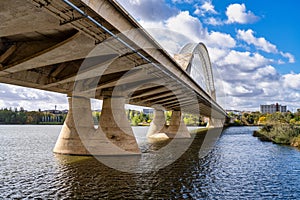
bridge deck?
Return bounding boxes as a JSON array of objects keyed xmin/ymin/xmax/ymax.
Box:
[{"xmin": 0, "ymin": 0, "xmax": 225, "ymax": 118}]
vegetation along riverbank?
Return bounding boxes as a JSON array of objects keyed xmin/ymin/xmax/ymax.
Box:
[
  {"xmin": 252, "ymin": 111, "xmax": 300, "ymax": 148},
  {"xmin": 0, "ymin": 107, "xmax": 207, "ymax": 126}
]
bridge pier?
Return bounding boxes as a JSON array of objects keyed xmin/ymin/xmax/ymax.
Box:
[
  {"xmin": 167, "ymin": 111, "xmax": 191, "ymax": 138},
  {"xmin": 53, "ymin": 96, "xmax": 141, "ymax": 156},
  {"xmin": 206, "ymin": 117, "xmax": 224, "ymax": 128},
  {"xmin": 98, "ymin": 96, "xmax": 141, "ymax": 155},
  {"xmin": 147, "ymin": 109, "xmax": 190, "ymax": 139},
  {"xmin": 147, "ymin": 109, "xmax": 168, "ymax": 138},
  {"xmin": 53, "ymin": 97, "xmax": 95, "ymax": 155}
]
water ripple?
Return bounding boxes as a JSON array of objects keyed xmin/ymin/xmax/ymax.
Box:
[{"xmin": 1, "ymin": 126, "xmax": 300, "ymax": 198}]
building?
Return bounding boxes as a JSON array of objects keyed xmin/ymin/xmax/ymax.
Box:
[
  {"xmin": 260, "ymin": 103, "xmax": 287, "ymax": 114},
  {"xmin": 143, "ymin": 108, "xmax": 154, "ymax": 115},
  {"xmin": 226, "ymin": 110, "xmax": 242, "ymax": 116}
]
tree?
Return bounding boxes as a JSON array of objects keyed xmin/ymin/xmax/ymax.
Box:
[
  {"xmin": 258, "ymin": 116, "xmax": 266, "ymax": 125},
  {"xmin": 131, "ymin": 115, "xmax": 141, "ymax": 126},
  {"xmin": 165, "ymin": 111, "xmax": 172, "ymax": 125}
]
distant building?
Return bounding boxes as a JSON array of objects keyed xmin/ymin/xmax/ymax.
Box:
[
  {"xmin": 260, "ymin": 103, "xmax": 287, "ymax": 114},
  {"xmin": 226, "ymin": 110, "xmax": 242, "ymax": 116},
  {"xmin": 44, "ymin": 109, "xmax": 63, "ymax": 114},
  {"xmin": 143, "ymin": 108, "xmax": 153, "ymax": 115}
]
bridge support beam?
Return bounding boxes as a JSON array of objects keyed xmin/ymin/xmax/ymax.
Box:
[
  {"xmin": 147, "ymin": 110, "xmax": 190, "ymax": 139},
  {"xmin": 53, "ymin": 96, "xmax": 141, "ymax": 156}
]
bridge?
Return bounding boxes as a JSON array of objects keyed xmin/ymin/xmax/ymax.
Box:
[{"xmin": 0, "ymin": 0, "xmax": 226, "ymax": 155}]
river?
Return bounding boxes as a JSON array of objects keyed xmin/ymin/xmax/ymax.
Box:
[{"xmin": 1, "ymin": 125, "xmax": 300, "ymax": 199}]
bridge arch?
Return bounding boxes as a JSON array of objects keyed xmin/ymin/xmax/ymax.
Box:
[{"xmin": 175, "ymin": 43, "xmax": 216, "ymax": 101}]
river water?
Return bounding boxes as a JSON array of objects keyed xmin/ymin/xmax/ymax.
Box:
[{"xmin": 1, "ymin": 125, "xmax": 300, "ymax": 199}]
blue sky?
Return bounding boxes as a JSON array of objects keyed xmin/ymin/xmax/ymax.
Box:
[
  {"xmin": 118, "ymin": 0, "xmax": 299, "ymax": 73},
  {"xmin": 115, "ymin": 0, "xmax": 300, "ymax": 111},
  {"xmin": 202, "ymin": 0, "xmax": 300, "ymax": 74},
  {"xmin": 0, "ymin": 0, "xmax": 299, "ymax": 112}
]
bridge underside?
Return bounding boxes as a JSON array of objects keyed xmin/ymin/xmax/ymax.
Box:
[{"xmin": 0, "ymin": 0, "xmax": 226, "ymax": 155}]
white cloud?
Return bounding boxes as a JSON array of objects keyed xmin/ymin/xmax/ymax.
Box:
[
  {"xmin": 141, "ymin": 27, "xmax": 193, "ymax": 54},
  {"xmin": 117, "ymin": 0, "xmax": 178, "ymax": 21},
  {"xmin": 280, "ymin": 51, "xmax": 295, "ymax": 63},
  {"xmin": 138, "ymin": 11, "xmax": 206, "ymax": 55},
  {"xmin": 253, "ymin": 65, "xmax": 277, "ymax": 79},
  {"xmin": 194, "ymin": 1, "xmax": 218, "ymax": 16},
  {"xmin": 236, "ymin": 29, "xmax": 295, "ymax": 63},
  {"xmin": 257, "ymin": 80, "xmax": 281, "ymax": 98},
  {"xmin": 217, "ymin": 50, "xmax": 270, "ymax": 71},
  {"xmin": 226, "ymin": 3, "xmax": 259, "ymax": 24},
  {"xmin": 208, "ymin": 50, "xmax": 282, "ymax": 107},
  {"xmin": 220, "ymin": 80, "xmax": 264, "ymax": 98},
  {"xmin": 283, "ymin": 73, "xmax": 300, "ymax": 90},
  {"xmin": 235, "ymin": 86, "xmax": 253, "ymax": 94},
  {"xmin": 201, "ymin": 1, "xmax": 218, "ymax": 14},
  {"xmin": 207, "ymin": 31, "xmax": 236, "ymax": 49},
  {"xmin": 237, "ymin": 29, "xmax": 278, "ymax": 53},
  {"xmin": 120, "ymin": 1, "xmax": 236, "ymax": 52},
  {"xmin": 204, "ymin": 17, "xmax": 223, "ymax": 25},
  {"xmin": 0, "ymin": 83, "xmax": 68, "ymax": 111},
  {"xmin": 146, "ymin": 11, "xmax": 236, "ymax": 51},
  {"xmin": 172, "ymin": 0, "xmax": 194, "ymax": 4},
  {"xmin": 165, "ymin": 11, "xmax": 207, "ymax": 42},
  {"xmin": 206, "ymin": 47, "xmax": 229, "ymax": 63},
  {"xmin": 128, "ymin": 0, "xmax": 141, "ymax": 5}
]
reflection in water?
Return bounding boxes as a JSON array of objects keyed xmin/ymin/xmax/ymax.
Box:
[
  {"xmin": 82, "ymin": 127, "xmax": 215, "ymax": 173},
  {"xmin": 52, "ymin": 129, "xmax": 210, "ymax": 199},
  {"xmin": 2, "ymin": 126, "xmax": 300, "ymax": 199}
]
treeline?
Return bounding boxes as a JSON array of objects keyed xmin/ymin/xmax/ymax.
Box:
[
  {"xmin": 227, "ymin": 111, "xmax": 261, "ymax": 126},
  {"xmin": 227, "ymin": 111, "xmax": 300, "ymax": 126},
  {"xmin": 127, "ymin": 109, "xmax": 152, "ymax": 126},
  {"xmin": 0, "ymin": 108, "xmax": 66, "ymax": 125},
  {"xmin": 0, "ymin": 107, "xmax": 207, "ymax": 126},
  {"xmin": 98, "ymin": 110, "xmax": 206, "ymax": 126},
  {"xmin": 90, "ymin": 110, "xmax": 150, "ymax": 126}
]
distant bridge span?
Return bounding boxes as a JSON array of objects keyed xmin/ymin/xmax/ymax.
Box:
[{"xmin": 0, "ymin": 0, "xmax": 226, "ymax": 155}]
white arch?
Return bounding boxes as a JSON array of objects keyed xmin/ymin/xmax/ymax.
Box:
[{"xmin": 177, "ymin": 43, "xmax": 216, "ymax": 101}]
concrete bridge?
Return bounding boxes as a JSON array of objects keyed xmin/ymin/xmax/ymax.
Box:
[{"xmin": 0, "ymin": 0, "xmax": 226, "ymax": 155}]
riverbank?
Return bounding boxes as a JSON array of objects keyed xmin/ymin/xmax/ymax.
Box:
[{"xmin": 253, "ymin": 124, "xmax": 300, "ymax": 148}]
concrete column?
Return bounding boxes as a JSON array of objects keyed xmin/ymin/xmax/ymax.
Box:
[
  {"xmin": 206, "ymin": 117, "xmax": 211, "ymax": 128},
  {"xmin": 54, "ymin": 96, "xmax": 141, "ymax": 156},
  {"xmin": 147, "ymin": 109, "xmax": 168, "ymax": 138},
  {"xmin": 166, "ymin": 110, "xmax": 191, "ymax": 138},
  {"xmin": 216, "ymin": 118, "xmax": 225, "ymax": 128},
  {"xmin": 206, "ymin": 117, "xmax": 224, "ymax": 128},
  {"xmin": 53, "ymin": 97, "xmax": 95, "ymax": 155},
  {"xmin": 98, "ymin": 96, "xmax": 141, "ymax": 155}
]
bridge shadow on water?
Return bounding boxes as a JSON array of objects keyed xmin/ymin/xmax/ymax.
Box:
[{"xmin": 53, "ymin": 128, "xmax": 224, "ymax": 199}]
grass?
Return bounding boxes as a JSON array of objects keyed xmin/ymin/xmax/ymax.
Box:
[{"xmin": 254, "ymin": 123, "xmax": 300, "ymax": 145}]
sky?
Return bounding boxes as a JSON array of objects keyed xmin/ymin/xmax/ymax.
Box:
[
  {"xmin": 115, "ymin": 0, "xmax": 300, "ymax": 111},
  {"xmin": 0, "ymin": 0, "xmax": 299, "ymax": 112}
]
